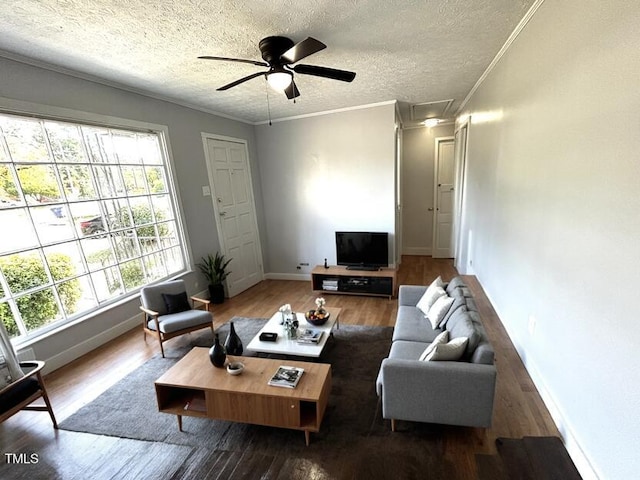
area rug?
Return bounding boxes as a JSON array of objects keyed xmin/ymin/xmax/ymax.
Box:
[
  {"xmin": 61, "ymin": 318, "xmax": 387, "ymax": 446},
  {"xmin": 60, "ymin": 318, "xmax": 454, "ymax": 477}
]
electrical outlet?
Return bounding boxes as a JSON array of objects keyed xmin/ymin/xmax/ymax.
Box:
[{"xmin": 528, "ymin": 315, "xmax": 537, "ymax": 335}]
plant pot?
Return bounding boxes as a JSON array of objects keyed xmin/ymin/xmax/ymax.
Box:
[{"xmin": 208, "ymin": 284, "xmax": 225, "ymax": 304}]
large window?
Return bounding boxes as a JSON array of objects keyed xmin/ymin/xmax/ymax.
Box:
[{"xmin": 0, "ymin": 112, "xmax": 187, "ymax": 342}]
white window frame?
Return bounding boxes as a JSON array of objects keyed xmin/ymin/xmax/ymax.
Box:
[{"xmin": 0, "ymin": 98, "xmax": 192, "ymax": 346}]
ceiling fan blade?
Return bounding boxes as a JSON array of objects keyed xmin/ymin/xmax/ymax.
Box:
[
  {"xmin": 284, "ymin": 80, "xmax": 300, "ymax": 100},
  {"xmin": 293, "ymin": 64, "xmax": 356, "ymax": 82},
  {"xmin": 280, "ymin": 37, "xmax": 326, "ymax": 64},
  {"xmin": 198, "ymin": 56, "xmax": 268, "ymax": 67},
  {"xmin": 217, "ymin": 71, "xmax": 266, "ymax": 91}
]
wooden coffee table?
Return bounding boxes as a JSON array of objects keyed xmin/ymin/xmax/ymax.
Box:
[
  {"xmin": 154, "ymin": 347, "xmax": 331, "ymax": 446},
  {"xmin": 246, "ymin": 307, "xmax": 341, "ymax": 358}
]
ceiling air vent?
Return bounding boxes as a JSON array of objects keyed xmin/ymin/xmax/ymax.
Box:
[{"xmin": 410, "ymin": 99, "xmax": 454, "ymax": 121}]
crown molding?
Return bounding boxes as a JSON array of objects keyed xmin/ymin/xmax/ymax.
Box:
[
  {"xmin": 456, "ymin": 0, "xmax": 546, "ymax": 115},
  {"xmin": 253, "ymin": 100, "xmax": 398, "ymax": 125}
]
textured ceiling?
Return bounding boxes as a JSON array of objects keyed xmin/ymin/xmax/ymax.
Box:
[{"xmin": 0, "ymin": 0, "xmax": 535, "ymax": 125}]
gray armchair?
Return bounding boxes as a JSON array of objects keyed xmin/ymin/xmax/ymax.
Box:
[{"xmin": 140, "ymin": 279, "xmax": 213, "ymax": 357}]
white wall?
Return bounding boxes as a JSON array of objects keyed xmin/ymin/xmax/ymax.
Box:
[
  {"xmin": 0, "ymin": 56, "xmax": 261, "ymax": 369},
  {"xmin": 255, "ymin": 104, "xmax": 397, "ymax": 276},
  {"xmin": 401, "ymin": 124, "xmax": 454, "ymax": 255},
  {"xmin": 457, "ymin": 1, "xmax": 640, "ymax": 478}
]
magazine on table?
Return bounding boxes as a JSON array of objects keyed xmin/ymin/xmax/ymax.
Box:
[
  {"xmin": 268, "ymin": 366, "xmax": 304, "ymax": 388},
  {"xmin": 297, "ymin": 328, "xmax": 324, "ymax": 344}
]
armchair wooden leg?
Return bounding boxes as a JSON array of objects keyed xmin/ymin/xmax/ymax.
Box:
[
  {"xmin": 158, "ymin": 335, "xmax": 165, "ymax": 358},
  {"xmin": 37, "ymin": 373, "xmax": 58, "ymax": 429},
  {"xmin": 391, "ymin": 419, "xmax": 396, "ymax": 432}
]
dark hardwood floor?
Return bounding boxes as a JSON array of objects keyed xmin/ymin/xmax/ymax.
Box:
[{"xmin": 0, "ymin": 256, "xmax": 563, "ymax": 479}]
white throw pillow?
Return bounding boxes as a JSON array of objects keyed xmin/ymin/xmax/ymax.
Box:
[
  {"xmin": 426, "ymin": 295, "xmax": 454, "ymax": 329},
  {"xmin": 424, "ymin": 337, "xmax": 469, "ymax": 361},
  {"xmin": 419, "ymin": 330, "xmax": 450, "ymax": 361},
  {"xmin": 416, "ymin": 285, "xmax": 446, "ymax": 317}
]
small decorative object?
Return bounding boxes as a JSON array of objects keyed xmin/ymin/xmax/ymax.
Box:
[
  {"xmin": 324, "ymin": 258, "xmax": 328, "ymax": 268},
  {"xmin": 306, "ymin": 297, "xmax": 329, "ymax": 326},
  {"xmin": 226, "ymin": 361, "xmax": 245, "ymax": 376},
  {"xmin": 279, "ymin": 303, "xmax": 298, "ymax": 339},
  {"xmin": 224, "ymin": 321, "xmax": 243, "ymax": 355},
  {"xmin": 209, "ymin": 333, "xmax": 226, "ymax": 368}
]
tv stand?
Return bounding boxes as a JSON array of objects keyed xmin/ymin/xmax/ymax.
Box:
[
  {"xmin": 311, "ymin": 265, "xmax": 396, "ymax": 299},
  {"xmin": 346, "ymin": 265, "xmax": 380, "ymax": 272}
]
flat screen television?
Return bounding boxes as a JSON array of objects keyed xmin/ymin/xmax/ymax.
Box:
[{"xmin": 335, "ymin": 231, "xmax": 389, "ymax": 270}]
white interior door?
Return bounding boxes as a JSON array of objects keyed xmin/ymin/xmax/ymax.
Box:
[
  {"xmin": 203, "ymin": 136, "xmax": 263, "ymax": 297},
  {"xmin": 432, "ymin": 137, "xmax": 455, "ymax": 258},
  {"xmin": 453, "ymin": 123, "xmax": 469, "ymax": 270}
]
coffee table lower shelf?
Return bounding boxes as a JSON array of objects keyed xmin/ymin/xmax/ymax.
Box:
[{"xmin": 154, "ymin": 348, "xmax": 332, "ymax": 446}]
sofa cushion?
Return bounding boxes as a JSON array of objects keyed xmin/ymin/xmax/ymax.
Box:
[
  {"xmin": 447, "ymin": 312, "xmax": 482, "ymax": 360},
  {"xmin": 388, "ymin": 339, "xmax": 430, "ymax": 361},
  {"xmin": 427, "ymin": 295, "xmax": 454, "ymax": 329},
  {"xmin": 419, "ymin": 330, "xmax": 449, "ymax": 361},
  {"xmin": 393, "ymin": 306, "xmax": 442, "ymax": 343},
  {"xmin": 471, "ymin": 341, "xmax": 495, "ymax": 365},
  {"xmin": 424, "ymin": 337, "xmax": 468, "ymax": 361},
  {"xmin": 438, "ymin": 296, "xmax": 466, "ymax": 329},
  {"xmin": 147, "ymin": 309, "xmax": 211, "ymax": 334},
  {"xmin": 416, "ymin": 285, "xmax": 446, "ymax": 317},
  {"xmin": 465, "ymin": 297, "xmax": 478, "ymax": 312},
  {"xmin": 445, "ymin": 276, "xmax": 466, "ymax": 295}
]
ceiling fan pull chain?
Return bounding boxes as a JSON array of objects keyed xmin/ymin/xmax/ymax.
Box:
[{"xmin": 265, "ymin": 79, "xmax": 273, "ymax": 126}]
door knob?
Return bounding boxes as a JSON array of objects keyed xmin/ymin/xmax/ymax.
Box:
[{"xmin": 220, "ymin": 211, "xmax": 226, "ymax": 217}]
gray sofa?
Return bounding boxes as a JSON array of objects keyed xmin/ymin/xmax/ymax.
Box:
[{"xmin": 376, "ymin": 276, "xmax": 497, "ymax": 430}]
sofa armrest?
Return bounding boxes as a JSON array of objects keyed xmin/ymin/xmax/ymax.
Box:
[
  {"xmin": 398, "ymin": 285, "xmax": 428, "ymax": 307},
  {"xmin": 378, "ymin": 358, "xmax": 496, "ymax": 428}
]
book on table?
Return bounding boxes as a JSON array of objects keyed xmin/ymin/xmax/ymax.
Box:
[
  {"xmin": 297, "ymin": 328, "xmax": 324, "ymax": 344},
  {"xmin": 268, "ymin": 366, "xmax": 304, "ymax": 389}
]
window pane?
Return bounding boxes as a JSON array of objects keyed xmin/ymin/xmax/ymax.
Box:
[
  {"xmin": 0, "ymin": 209, "xmax": 39, "ymax": 254},
  {"xmin": 62, "ymin": 276, "xmax": 98, "ymax": 316},
  {"xmin": 164, "ymin": 246, "xmax": 184, "ymax": 273},
  {"xmin": 145, "ymin": 166, "xmax": 166, "ymax": 193},
  {"xmin": 143, "ymin": 253, "xmax": 166, "ymax": 282},
  {"xmin": 139, "ymin": 134, "xmax": 163, "ymax": 165},
  {"xmin": 0, "ymin": 251, "xmax": 48, "ymax": 295},
  {"xmin": 17, "ymin": 288, "xmax": 62, "ymax": 332},
  {"xmin": 57, "ymin": 276, "xmax": 96, "ymax": 316},
  {"xmin": 121, "ymin": 259, "xmax": 144, "ymax": 291},
  {"xmin": 83, "ymin": 127, "xmax": 117, "ymax": 163},
  {"xmin": 0, "ymin": 116, "xmax": 48, "ymax": 163},
  {"xmin": 92, "ymin": 267, "xmax": 123, "ymax": 302},
  {"xmin": 105, "ymin": 199, "xmax": 131, "ymax": 229},
  {"xmin": 83, "ymin": 240, "xmax": 115, "ymax": 271},
  {"xmin": 151, "ymin": 194, "xmax": 173, "ymax": 220},
  {"xmin": 31, "ymin": 205, "xmax": 76, "ymax": 245},
  {"xmin": 0, "ymin": 164, "xmax": 22, "ymax": 205},
  {"xmin": 44, "ymin": 243, "xmax": 87, "ymax": 278},
  {"xmin": 69, "ymin": 201, "xmax": 105, "ymax": 238},
  {"xmin": 16, "ymin": 165, "xmax": 63, "ymax": 205},
  {"xmin": 94, "ymin": 165, "xmax": 125, "ymax": 198},
  {"xmin": 113, "ymin": 231, "xmax": 138, "ymax": 262},
  {"xmin": 122, "ymin": 166, "xmax": 148, "ymax": 195},
  {"xmin": 158, "ymin": 221, "xmax": 179, "ymax": 248},
  {"xmin": 112, "ymin": 132, "xmax": 141, "ymax": 164},
  {"xmin": 130, "ymin": 198, "xmax": 153, "ymax": 226},
  {"xmin": 59, "ymin": 164, "xmax": 97, "ymax": 201},
  {"xmin": 44, "ymin": 121, "xmax": 88, "ymax": 163},
  {"xmin": 137, "ymin": 225, "xmax": 159, "ymax": 254}
]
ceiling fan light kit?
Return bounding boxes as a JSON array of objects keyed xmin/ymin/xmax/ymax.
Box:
[{"xmin": 199, "ymin": 36, "xmax": 356, "ymax": 100}]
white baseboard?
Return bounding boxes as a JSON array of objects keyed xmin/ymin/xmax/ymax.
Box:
[
  {"xmin": 264, "ymin": 273, "xmax": 311, "ymax": 281},
  {"xmin": 402, "ymin": 247, "xmax": 432, "ymax": 256},
  {"xmin": 42, "ymin": 314, "xmax": 140, "ymax": 375},
  {"xmin": 480, "ymin": 282, "xmax": 599, "ymax": 480}
]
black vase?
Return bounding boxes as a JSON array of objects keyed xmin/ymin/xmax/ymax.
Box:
[
  {"xmin": 209, "ymin": 333, "xmax": 226, "ymax": 368},
  {"xmin": 224, "ymin": 321, "xmax": 243, "ymax": 356}
]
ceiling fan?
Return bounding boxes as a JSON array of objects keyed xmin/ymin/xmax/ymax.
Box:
[{"xmin": 198, "ymin": 36, "xmax": 356, "ymax": 99}]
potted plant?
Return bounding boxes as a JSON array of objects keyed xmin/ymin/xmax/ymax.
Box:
[{"xmin": 197, "ymin": 252, "xmax": 232, "ymax": 304}]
